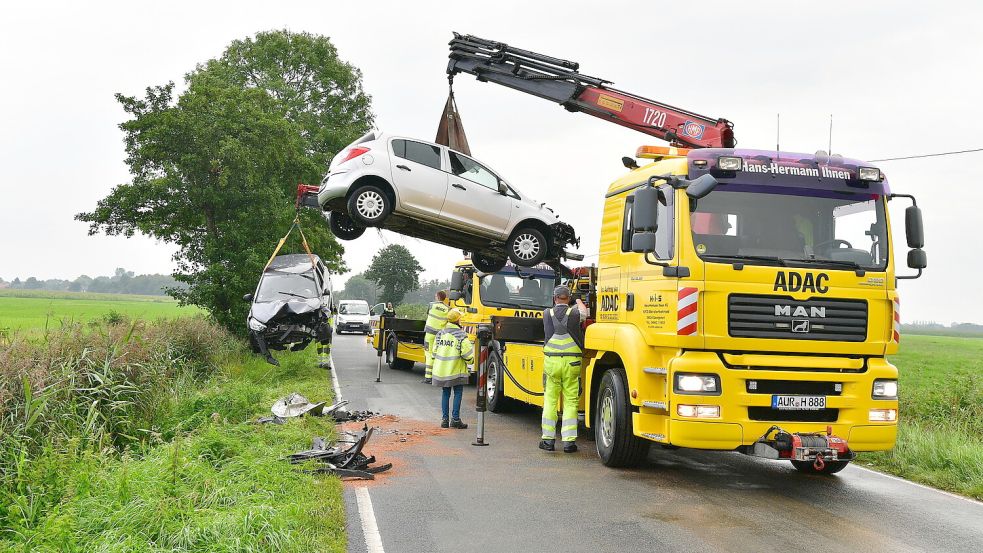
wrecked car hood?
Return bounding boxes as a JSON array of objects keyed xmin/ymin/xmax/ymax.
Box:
[{"xmin": 249, "ymin": 298, "xmax": 322, "ymax": 325}]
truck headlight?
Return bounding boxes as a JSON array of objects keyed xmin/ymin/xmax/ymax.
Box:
[
  {"xmin": 674, "ymin": 373, "xmax": 720, "ymax": 395},
  {"xmin": 858, "ymin": 166, "xmax": 881, "ymax": 181},
  {"xmin": 872, "ymin": 379, "xmax": 898, "ymax": 399},
  {"xmin": 248, "ymin": 318, "xmax": 266, "ymax": 332}
]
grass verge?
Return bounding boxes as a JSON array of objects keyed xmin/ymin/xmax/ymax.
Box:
[
  {"xmin": 860, "ymin": 334, "xmax": 983, "ymax": 500},
  {"xmin": 1, "ymin": 317, "xmax": 345, "ymax": 552},
  {"xmin": 0, "ymin": 289, "xmax": 200, "ymax": 333}
]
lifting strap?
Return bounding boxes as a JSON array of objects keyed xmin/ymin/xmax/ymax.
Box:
[
  {"xmin": 265, "ymin": 215, "xmax": 318, "ymax": 271},
  {"xmin": 435, "ymin": 77, "xmax": 472, "ymax": 156}
]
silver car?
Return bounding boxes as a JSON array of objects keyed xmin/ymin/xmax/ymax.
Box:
[{"xmin": 316, "ymin": 131, "xmax": 578, "ymax": 272}]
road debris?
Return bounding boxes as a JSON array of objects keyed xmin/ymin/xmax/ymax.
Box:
[{"xmin": 287, "ymin": 425, "xmax": 392, "ymax": 480}]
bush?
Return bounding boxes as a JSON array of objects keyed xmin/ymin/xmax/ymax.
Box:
[{"xmin": 395, "ymin": 303, "xmax": 428, "ymax": 320}]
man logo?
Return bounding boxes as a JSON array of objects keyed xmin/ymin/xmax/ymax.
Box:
[{"xmin": 791, "ymin": 319, "xmax": 811, "ymax": 333}]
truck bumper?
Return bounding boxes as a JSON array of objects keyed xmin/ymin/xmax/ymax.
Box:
[{"xmin": 633, "ymin": 351, "xmax": 899, "ymax": 452}]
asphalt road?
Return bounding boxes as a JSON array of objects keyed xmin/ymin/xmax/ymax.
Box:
[{"xmin": 330, "ymin": 334, "xmax": 983, "ymax": 553}]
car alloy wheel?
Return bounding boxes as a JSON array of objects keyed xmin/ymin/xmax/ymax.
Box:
[
  {"xmin": 347, "ymin": 184, "xmax": 393, "ymax": 226},
  {"xmin": 507, "ymin": 227, "xmax": 547, "ymax": 266},
  {"xmin": 356, "ymin": 190, "xmax": 385, "ymax": 220}
]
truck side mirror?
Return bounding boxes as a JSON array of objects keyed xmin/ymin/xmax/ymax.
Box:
[
  {"xmin": 684, "ymin": 174, "xmax": 719, "ymax": 200},
  {"xmin": 907, "ymin": 248, "xmax": 927, "ymax": 270},
  {"xmin": 630, "ymin": 186, "xmax": 660, "ymax": 254},
  {"xmin": 905, "ymin": 206, "xmax": 924, "ymax": 249},
  {"xmin": 243, "ymin": 293, "xmax": 253, "ymax": 302},
  {"xmin": 449, "ymin": 271, "xmax": 465, "ymax": 300}
]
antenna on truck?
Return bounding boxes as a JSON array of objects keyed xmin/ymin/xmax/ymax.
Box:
[
  {"xmin": 776, "ymin": 113, "xmax": 781, "ymax": 157},
  {"xmin": 828, "ymin": 113, "xmax": 834, "ymax": 156}
]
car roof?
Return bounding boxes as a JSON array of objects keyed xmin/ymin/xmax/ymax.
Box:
[{"xmin": 264, "ymin": 254, "xmax": 323, "ymax": 274}]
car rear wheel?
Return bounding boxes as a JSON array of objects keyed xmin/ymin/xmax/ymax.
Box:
[
  {"xmin": 329, "ymin": 211, "xmax": 366, "ymax": 240},
  {"xmin": 347, "ymin": 185, "xmax": 392, "ymax": 226},
  {"xmin": 471, "ymin": 252, "xmax": 506, "ymax": 273},
  {"xmin": 507, "ymin": 227, "xmax": 548, "ymax": 266}
]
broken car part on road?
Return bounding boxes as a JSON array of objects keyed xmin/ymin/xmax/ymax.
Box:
[{"xmin": 288, "ymin": 425, "xmax": 392, "ymax": 480}]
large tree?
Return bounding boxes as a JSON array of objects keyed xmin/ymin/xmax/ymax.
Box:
[
  {"xmin": 77, "ymin": 31, "xmax": 373, "ymax": 332},
  {"xmin": 364, "ymin": 245, "xmax": 423, "ymax": 305},
  {"xmin": 340, "ymin": 273, "xmax": 381, "ymax": 304}
]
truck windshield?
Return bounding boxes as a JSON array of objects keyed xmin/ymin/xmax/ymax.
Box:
[
  {"xmin": 690, "ymin": 187, "xmax": 888, "ymax": 270},
  {"xmin": 480, "ymin": 271, "xmax": 555, "ymax": 309},
  {"xmin": 340, "ymin": 304, "xmax": 369, "ymax": 315}
]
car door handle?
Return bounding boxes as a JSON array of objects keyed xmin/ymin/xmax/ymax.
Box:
[
  {"xmin": 452, "ymin": 183, "xmax": 467, "ymax": 190},
  {"xmin": 396, "ymin": 164, "xmax": 410, "ymax": 171}
]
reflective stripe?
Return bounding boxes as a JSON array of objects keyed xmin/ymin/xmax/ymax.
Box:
[
  {"xmin": 424, "ymin": 325, "xmax": 440, "ymax": 335},
  {"xmin": 561, "ymin": 418, "xmax": 577, "ymax": 428},
  {"xmin": 545, "ymin": 341, "xmax": 579, "ymax": 351},
  {"xmin": 561, "ymin": 428, "xmax": 578, "ymax": 440},
  {"xmin": 541, "ymin": 416, "xmax": 557, "ymax": 439},
  {"xmin": 431, "ymin": 374, "xmax": 469, "ymax": 386},
  {"xmin": 544, "ymin": 352, "xmax": 582, "ymax": 357},
  {"xmin": 433, "ymin": 353, "xmax": 463, "ymax": 362}
]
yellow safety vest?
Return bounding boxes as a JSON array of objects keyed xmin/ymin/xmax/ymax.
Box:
[
  {"xmin": 425, "ymin": 302, "xmax": 449, "ymax": 336},
  {"xmin": 543, "ymin": 305, "xmax": 582, "ymax": 357},
  {"xmin": 431, "ymin": 323, "xmax": 474, "ymax": 387}
]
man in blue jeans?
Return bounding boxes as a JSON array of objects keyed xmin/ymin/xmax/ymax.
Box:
[{"xmin": 431, "ymin": 309, "xmax": 472, "ymax": 429}]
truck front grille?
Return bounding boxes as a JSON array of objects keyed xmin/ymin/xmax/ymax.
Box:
[
  {"xmin": 728, "ymin": 295, "xmax": 867, "ymax": 342},
  {"xmin": 747, "ymin": 407, "xmax": 839, "ymax": 422}
]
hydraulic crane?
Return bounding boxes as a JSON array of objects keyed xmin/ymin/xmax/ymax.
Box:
[{"xmin": 447, "ymin": 33, "xmax": 736, "ymax": 149}]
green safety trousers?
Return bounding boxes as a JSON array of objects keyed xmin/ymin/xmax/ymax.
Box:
[
  {"xmin": 541, "ymin": 355, "xmax": 581, "ymax": 442},
  {"xmin": 424, "ymin": 333, "xmax": 435, "ymax": 379}
]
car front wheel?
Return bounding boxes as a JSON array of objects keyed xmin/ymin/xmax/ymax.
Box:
[
  {"xmin": 471, "ymin": 252, "xmax": 506, "ymax": 273},
  {"xmin": 507, "ymin": 227, "xmax": 548, "ymax": 266},
  {"xmin": 329, "ymin": 211, "xmax": 366, "ymax": 240},
  {"xmin": 347, "ymin": 184, "xmax": 392, "ymax": 226}
]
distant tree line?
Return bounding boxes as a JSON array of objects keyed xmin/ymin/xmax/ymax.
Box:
[
  {"xmin": 0, "ymin": 268, "xmax": 184, "ymax": 296},
  {"xmin": 334, "ymin": 245, "xmax": 448, "ymax": 306},
  {"xmin": 901, "ymin": 321, "xmax": 983, "ymax": 337}
]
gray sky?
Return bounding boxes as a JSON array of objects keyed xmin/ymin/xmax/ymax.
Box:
[{"xmin": 1, "ymin": 1, "xmax": 980, "ymax": 324}]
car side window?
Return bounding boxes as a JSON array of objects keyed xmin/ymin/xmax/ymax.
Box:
[
  {"xmin": 392, "ymin": 139, "xmax": 441, "ymax": 170},
  {"xmin": 448, "ymin": 151, "xmax": 500, "ymax": 190}
]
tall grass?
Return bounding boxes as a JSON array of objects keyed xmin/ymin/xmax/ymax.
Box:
[{"xmin": 0, "ymin": 316, "xmax": 234, "ymax": 542}]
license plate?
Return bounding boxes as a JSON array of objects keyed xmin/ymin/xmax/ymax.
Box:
[{"xmin": 771, "ymin": 395, "xmax": 826, "ymax": 410}]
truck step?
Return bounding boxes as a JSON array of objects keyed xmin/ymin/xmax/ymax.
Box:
[{"xmin": 643, "ymin": 367, "xmax": 667, "ymax": 375}]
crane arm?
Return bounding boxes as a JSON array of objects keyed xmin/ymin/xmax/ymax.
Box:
[{"xmin": 447, "ymin": 33, "xmax": 735, "ymax": 149}]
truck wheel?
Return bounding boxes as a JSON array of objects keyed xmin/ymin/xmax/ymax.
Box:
[
  {"xmin": 347, "ymin": 185, "xmax": 392, "ymax": 227},
  {"xmin": 595, "ymin": 368, "xmax": 650, "ymax": 467},
  {"xmin": 507, "ymin": 227, "xmax": 548, "ymax": 266},
  {"xmin": 486, "ymin": 350, "xmax": 512, "ymax": 413},
  {"xmin": 329, "ymin": 211, "xmax": 366, "ymax": 240},
  {"xmin": 471, "ymin": 252, "xmax": 506, "ymax": 273},
  {"xmin": 386, "ymin": 333, "xmax": 414, "ymax": 370},
  {"xmin": 791, "ymin": 459, "xmax": 850, "ymax": 475}
]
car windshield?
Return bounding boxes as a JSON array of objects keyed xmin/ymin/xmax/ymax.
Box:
[
  {"xmin": 340, "ymin": 304, "xmax": 369, "ymax": 315},
  {"xmin": 690, "ymin": 187, "xmax": 888, "ymax": 270},
  {"xmin": 479, "ymin": 269, "xmax": 555, "ymax": 309},
  {"xmin": 256, "ymin": 273, "xmax": 319, "ymax": 302}
]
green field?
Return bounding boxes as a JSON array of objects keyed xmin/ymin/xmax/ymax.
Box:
[
  {"xmin": 865, "ymin": 334, "xmax": 983, "ymax": 498},
  {"xmin": 0, "ymin": 289, "xmax": 201, "ymax": 331}
]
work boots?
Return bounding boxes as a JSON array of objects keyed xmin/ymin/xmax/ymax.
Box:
[
  {"xmin": 440, "ymin": 418, "xmax": 449, "ymax": 428},
  {"xmin": 317, "ymin": 355, "xmax": 331, "ymax": 369},
  {"xmin": 539, "ymin": 439, "xmax": 555, "ymax": 451},
  {"xmin": 423, "ymin": 378, "xmax": 432, "ymax": 384},
  {"xmin": 563, "ymin": 442, "xmax": 578, "ymax": 454},
  {"xmin": 450, "ymin": 418, "xmax": 468, "ymax": 429}
]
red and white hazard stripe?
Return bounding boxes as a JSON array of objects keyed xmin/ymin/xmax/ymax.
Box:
[
  {"xmin": 892, "ymin": 296, "xmax": 901, "ymax": 343},
  {"xmin": 677, "ymin": 287, "xmax": 699, "ymax": 336}
]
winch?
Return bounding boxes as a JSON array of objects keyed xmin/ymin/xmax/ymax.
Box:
[{"xmin": 752, "ymin": 425, "xmax": 854, "ymax": 471}]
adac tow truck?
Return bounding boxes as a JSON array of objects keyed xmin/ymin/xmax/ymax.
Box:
[
  {"xmin": 373, "ymin": 258, "xmax": 562, "ymax": 371},
  {"xmin": 448, "ymin": 34, "xmax": 927, "ymax": 473}
]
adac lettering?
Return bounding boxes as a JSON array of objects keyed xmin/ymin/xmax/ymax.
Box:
[
  {"xmin": 600, "ymin": 293, "xmax": 619, "ymax": 311},
  {"xmin": 773, "ymin": 272, "xmax": 829, "ymax": 293},
  {"xmin": 512, "ymin": 310, "xmax": 543, "ymax": 318}
]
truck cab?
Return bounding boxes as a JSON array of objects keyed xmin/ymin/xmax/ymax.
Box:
[{"xmin": 581, "ymin": 146, "xmax": 925, "ymax": 470}]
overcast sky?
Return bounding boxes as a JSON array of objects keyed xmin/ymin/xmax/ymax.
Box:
[{"xmin": 2, "ymin": 1, "xmax": 981, "ymax": 324}]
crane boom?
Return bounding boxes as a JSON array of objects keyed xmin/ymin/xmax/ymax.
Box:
[{"xmin": 447, "ymin": 33, "xmax": 736, "ymax": 149}]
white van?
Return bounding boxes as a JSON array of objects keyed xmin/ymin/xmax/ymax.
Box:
[{"xmin": 336, "ymin": 300, "xmax": 371, "ymax": 334}]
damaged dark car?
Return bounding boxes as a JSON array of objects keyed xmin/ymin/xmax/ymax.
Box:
[{"xmin": 245, "ymin": 254, "xmax": 334, "ymax": 366}]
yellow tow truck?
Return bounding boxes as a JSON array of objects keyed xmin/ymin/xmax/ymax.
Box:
[{"xmin": 372, "ymin": 259, "xmax": 560, "ymax": 371}]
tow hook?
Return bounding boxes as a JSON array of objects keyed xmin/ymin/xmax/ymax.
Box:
[{"xmin": 813, "ymin": 453, "xmax": 825, "ymax": 471}]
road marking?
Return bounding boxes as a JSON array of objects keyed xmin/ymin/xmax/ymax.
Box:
[
  {"xmin": 355, "ymin": 486, "xmax": 385, "ymax": 553},
  {"xmin": 330, "ymin": 356, "xmax": 343, "ymax": 402},
  {"xmin": 851, "ymin": 464, "xmax": 983, "ymax": 506}
]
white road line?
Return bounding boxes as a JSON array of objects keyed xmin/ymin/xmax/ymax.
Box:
[
  {"xmin": 329, "ymin": 356, "xmax": 343, "ymax": 402},
  {"xmin": 851, "ymin": 464, "xmax": 983, "ymax": 506},
  {"xmin": 355, "ymin": 487, "xmax": 385, "ymax": 553}
]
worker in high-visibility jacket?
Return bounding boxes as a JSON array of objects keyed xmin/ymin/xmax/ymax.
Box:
[
  {"xmin": 423, "ymin": 290, "xmax": 450, "ymax": 384},
  {"xmin": 540, "ymin": 285, "xmax": 587, "ymax": 453},
  {"xmin": 431, "ymin": 308, "xmax": 472, "ymax": 429}
]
